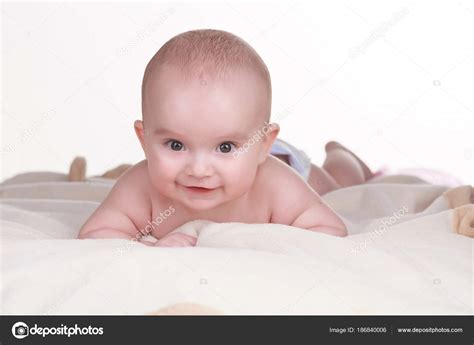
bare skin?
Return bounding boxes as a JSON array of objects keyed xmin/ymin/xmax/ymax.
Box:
[
  {"xmin": 78, "ymin": 153, "xmax": 356, "ymax": 245},
  {"xmin": 78, "ymin": 65, "xmax": 373, "ymax": 246}
]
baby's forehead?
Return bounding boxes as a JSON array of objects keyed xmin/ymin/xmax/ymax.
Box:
[
  {"xmin": 145, "ymin": 66, "xmax": 268, "ymax": 116},
  {"xmin": 149, "ymin": 104, "xmax": 262, "ymax": 132},
  {"xmin": 147, "ymin": 90, "xmax": 266, "ymax": 137}
]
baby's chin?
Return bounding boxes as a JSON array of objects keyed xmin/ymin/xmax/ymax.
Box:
[
  {"xmin": 174, "ymin": 187, "xmax": 246, "ymax": 213},
  {"xmin": 154, "ymin": 185, "xmax": 220, "ymax": 210},
  {"xmin": 153, "ymin": 180, "xmax": 250, "ymax": 212}
]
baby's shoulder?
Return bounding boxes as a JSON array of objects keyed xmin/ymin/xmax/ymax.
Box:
[
  {"xmin": 255, "ymin": 154, "xmax": 307, "ymax": 189},
  {"xmin": 108, "ymin": 160, "xmax": 156, "ymax": 207},
  {"xmin": 117, "ymin": 159, "xmax": 150, "ymax": 189},
  {"xmin": 255, "ymin": 155, "xmax": 318, "ymax": 223}
]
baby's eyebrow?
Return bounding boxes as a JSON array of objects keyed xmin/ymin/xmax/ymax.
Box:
[
  {"xmin": 153, "ymin": 128, "xmax": 250, "ymax": 141},
  {"xmin": 214, "ymin": 133, "xmax": 250, "ymax": 141},
  {"xmin": 153, "ymin": 128, "xmax": 181, "ymax": 136}
]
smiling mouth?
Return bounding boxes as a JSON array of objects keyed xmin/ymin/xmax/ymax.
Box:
[{"xmin": 183, "ymin": 185, "xmax": 217, "ymax": 193}]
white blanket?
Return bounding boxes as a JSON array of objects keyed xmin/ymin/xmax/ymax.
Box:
[{"xmin": 1, "ymin": 172, "xmax": 472, "ymax": 315}]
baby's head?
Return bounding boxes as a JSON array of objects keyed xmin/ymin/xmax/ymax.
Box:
[{"xmin": 135, "ymin": 29, "xmax": 279, "ymax": 211}]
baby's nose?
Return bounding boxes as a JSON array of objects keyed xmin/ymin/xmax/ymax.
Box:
[{"xmin": 186, "ymin": 155, "xmax": 214, "ymax": 178}]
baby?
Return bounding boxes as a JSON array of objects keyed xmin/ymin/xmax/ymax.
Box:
[{"xmin": 78, "ymin": 29, "xmax": 376, "ymax": 247}]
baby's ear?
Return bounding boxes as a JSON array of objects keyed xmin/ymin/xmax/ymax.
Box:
[
  {"xmin": 258, "ymin": 122, "xmax": 279, "ymax": 164},
  {"xmin": 134, "ymin": 120, "xmax": 146, "ymax": 152}
]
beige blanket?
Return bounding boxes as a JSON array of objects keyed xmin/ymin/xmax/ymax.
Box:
[{"xmin": 0, "ymin": 172, "xmax": 472, "ymax": 315}]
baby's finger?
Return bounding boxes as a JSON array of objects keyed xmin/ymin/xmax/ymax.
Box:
[
  {"xmin": 177, "ymin": 233, "xmax": 197, "ymax": 241},
  {"xmin": 156, "ymin": 237, "xmax": 194, "ymax": 247},
  {"xmin": 156, "ymin": 237, "xmax": 180, "ymax": 247},
  {"xmin": 181, "ymin": 235, "xmax": 197, "ymax": 246},
  {"xmin": 178, "ymin": 236, "xmax": 197, "ymax": 247},
  {"xmin": 172, "ymin": 233, "xmax": 197, "ymax": 246}
]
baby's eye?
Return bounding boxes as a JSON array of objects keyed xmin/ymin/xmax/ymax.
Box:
[
  {"xmin": 166, "ymin": 140, "xmax": 184, "ymax": 151},
  {"xmin": 217, "ymin": 142, "xmax": 235, "ymax": 153}
]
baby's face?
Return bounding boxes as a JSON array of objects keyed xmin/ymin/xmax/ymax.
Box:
[{"xmin": 136, "ymin": 66, "xmax": 276, "ymax": 211}]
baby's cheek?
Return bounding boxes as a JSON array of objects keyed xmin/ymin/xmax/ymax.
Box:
[
  {"xmin": 148, "ymin": 159, "xmax": 177, "ymax": 186},
  {"xmin": 224, "ymin": 160, "xmax": 257, "ymax": 190}
]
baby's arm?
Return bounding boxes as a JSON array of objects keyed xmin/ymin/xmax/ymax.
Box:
[
  {"xmin": 267, "ymin": 157, "xmax": 347, "ymax": 237},
  {"xmin": 78, "ymin": 162, "xmax": 153, "ymax": 244},
  {"xmin": 289, "ymin": 198, "xmax": 347, "ymax": 237}
]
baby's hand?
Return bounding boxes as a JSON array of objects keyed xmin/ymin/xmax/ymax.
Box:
[{"xmin": 154, "ymin": 232, "xmax": 197, "ymax": 247}]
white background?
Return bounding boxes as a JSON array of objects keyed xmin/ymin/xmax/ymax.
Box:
[{"xmin": 1, "ymin": 0, "xmax": 473, "ymax": 183}]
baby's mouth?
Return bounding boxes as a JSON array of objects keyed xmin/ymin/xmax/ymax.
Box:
[{"xmin": 181, "ymin": 184, "xmax": 218, "ymax": 194}]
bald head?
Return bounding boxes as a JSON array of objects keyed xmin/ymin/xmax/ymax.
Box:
[{"xmin": 141, "ymin": 29, "xmax": 272, "ymax": 124}]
